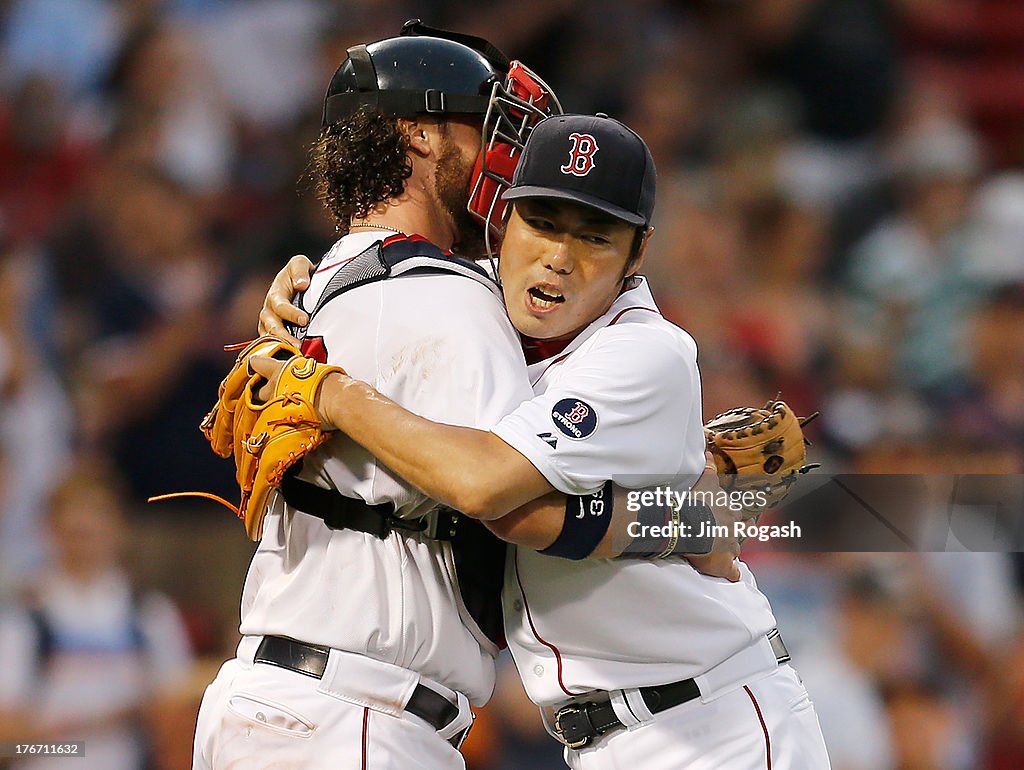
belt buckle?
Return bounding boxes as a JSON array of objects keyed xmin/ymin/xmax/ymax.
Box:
[{"xmin": 553, "ymin": 704, "xmax": 594, "ymax": 750}]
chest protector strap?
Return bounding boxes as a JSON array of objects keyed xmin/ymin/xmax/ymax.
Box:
[{"xmin": 302, "ymin": 235, "xmax": 497, "ymax": 328}]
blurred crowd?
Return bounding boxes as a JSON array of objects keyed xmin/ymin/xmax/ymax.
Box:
[{"xmin": 0, "ymin": 1, "xmax": 1022, "ymax": 768}]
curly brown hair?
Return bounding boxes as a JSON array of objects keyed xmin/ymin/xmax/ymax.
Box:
[{"xmin": 308, "ymin": 107, "xmax": 412, "ymax": 235}]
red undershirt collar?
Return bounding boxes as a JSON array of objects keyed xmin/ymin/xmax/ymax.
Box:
[
  {"xmin": 520, "ymin": 334, "xmax": 575, "ymax": 365},
  {"xmin": 519, "ymin": 280, "xmax": 642, "ymax": 364}
]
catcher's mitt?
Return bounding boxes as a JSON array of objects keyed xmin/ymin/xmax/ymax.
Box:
[{"xmin": 704, "ymin": 400, "xmax": 818, "ymax": 515}]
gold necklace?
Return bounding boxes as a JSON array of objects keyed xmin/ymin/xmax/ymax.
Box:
[{"xmin": 351, "ymin": 222, "xmax": 404, "ymax": 235}]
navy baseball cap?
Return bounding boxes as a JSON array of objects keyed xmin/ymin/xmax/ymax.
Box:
[{"xmin": 502, "ymin": 113, "xmax": 656, "ymax": 227}]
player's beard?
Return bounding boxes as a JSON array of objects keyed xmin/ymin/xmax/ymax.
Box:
[{"xmin": 435, "ymin": 131, "xmax": 486, "ymax": 258}]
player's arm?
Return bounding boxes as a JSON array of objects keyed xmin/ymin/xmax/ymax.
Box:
[
  {"xmin": 314, "ymin": 371, "xmax": 733, "ymax": 569},
  {"xmin": 481, "ymin": 487, "xmax": 631, "ymax": 558},
  {"xmin": 251, "ymin": 265, "xmax": 736, "ymax": 572},
  {"xmin": 314, "ymin": 379, "xmax": 735, "ymax": 568},
  {"xmin": 483, "ymin": 472, "xmax": 741, "ymax": 579},
  {"xmin": 250, "ymin": 352, "xmax": 736, "ymax": 574},
  {"xmin": 312, "ymin": 371, "xmax": 555, "ymax": 519},
  {"xmin": 274, "ymin": 329, "xmax": 677, "ymax": 522}
]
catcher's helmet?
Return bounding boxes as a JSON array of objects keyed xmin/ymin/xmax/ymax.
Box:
[{"xmin": 322, "ymin": 20, "xmax": 509, "ymax": 126}]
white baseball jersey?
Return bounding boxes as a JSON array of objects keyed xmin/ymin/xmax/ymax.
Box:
[
  {"xmin": 238, "ymin": 231, "xmax": 534, "ymax": 705},
  {"xmin": 492, "ymin": 277, "xmax": 778, "ymax": 707}
]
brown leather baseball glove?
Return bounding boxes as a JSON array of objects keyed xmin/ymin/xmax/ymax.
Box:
[{"xmin": 704, "ymin": 399, "xmax": 818, "ymax": 516}]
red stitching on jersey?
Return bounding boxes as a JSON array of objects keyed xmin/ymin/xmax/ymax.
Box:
[
  {"xmin": 381, "ymin": 232, "xmax": 454, "ymax": 255},
  {"xmin": 744, "ymin": 685, "xmax": 772, "ymax": 770},
  {"xmin": 361, "ymin": 707, "xmax": 370, "ymax": 770},
  {"xmin": 529, "ymin": 349, "xmax": 574, "ymax": 388},
  {"xmin": 521, "ymin": 334, "xmax": 574, "ymax": 365},
  {"xmin": 608, "ymin": 305, "xmax": 660, "ymax": 326},
  {"xmin": 316, "ymin": 232, "xmax": 456, "ymax": 276},
  {"xmin": 314, "ymin": 253, "xmax": 359, "ymax": 274},
  {"xmin": 513, "ymin": 549, "xmax": 578, "ymax": 698},
  {"xmin": 382, "ymin": 233, "xmax": 425, "ymax": 247}
]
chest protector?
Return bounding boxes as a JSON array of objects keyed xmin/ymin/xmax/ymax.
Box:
[{"xmin": 295, "ymin": 234, "xmax": 508, "ymax": 648}]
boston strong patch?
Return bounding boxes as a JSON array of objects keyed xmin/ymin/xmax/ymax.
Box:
[{"xmin": 551, "ymin": 398, "xmax": 598, "ymax": 440}]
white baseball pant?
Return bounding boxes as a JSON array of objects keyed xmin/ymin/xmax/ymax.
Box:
[
  {"xmin": 192, "ymin": 638, "xmax": 471, "ymax": 770},
  {"xmin": 563, "ymin": 665, "xmax": 830, "ymax": 769}
]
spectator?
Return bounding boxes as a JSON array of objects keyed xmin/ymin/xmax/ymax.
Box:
[
  {"xmin": 2, "ymin": 0, "xmax": 123, "ymax": 102},
  {"xmin": 0, "ymin": 465, "xmax": 194, "ymax": 770},
  {"xmin": 0, "ymin": 229, "xmax": 72, "ymax": 582},
  {"xmin": 70, "ymin": 167, "xmax": 240, "ymax": 501},
  {"xmin": 841, "ymin": 118, "xmax": 988, "ymax": 399},
  {"xmin": 793, "ymin": 566, "xmax": 900, "ymax": 770},
  {"xmin": 951, "ymin": 282, "xmax": 1024, "ymax": 445},
  {"xmin": 0, "ymin": 75, "xmax": 96, "ymax": 247},
  {"xmin": 103, "ymin": 20, "xmax": 234, "ymax": 193},
  {"xmin": 885, "ymin": 681, "xmax": 970, "ymax": 770}
]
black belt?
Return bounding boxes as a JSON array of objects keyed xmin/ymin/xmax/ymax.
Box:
[
  {"xmin": 280, "ymin": 475, "xmax": 460, "ymax": 541},
  {"xmin": 553, "ymin": 630, "xmax": 791, "ymax": 750},
  {"xmin": 254, "ymin": 636, "xmax": 471, "ymax": 748}
]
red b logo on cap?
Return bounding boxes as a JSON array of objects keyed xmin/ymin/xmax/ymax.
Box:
[{"xmin": 560, "ymin": 133, "xmax": 598, "ymax": 177}]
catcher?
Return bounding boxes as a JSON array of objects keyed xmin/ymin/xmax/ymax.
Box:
[
  {"xmin": 188, "ymin": 22, "xmax": 565, "ymax": 770},
  {"xmin": 240, "ymin": 115, "xmax": 830, "ymax": 768}
]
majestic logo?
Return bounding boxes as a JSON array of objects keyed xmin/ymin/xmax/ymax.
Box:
[
  {"xmin": 536, "ymin": 432, "xmax": 558, "ymax": 449},
  {"xmin": 560, "ymin": 133, "xmax": 599, "ymax": 177},
  {"xmin": 551, "ymin": 398, "xmax": 598, "ymax": 440}
]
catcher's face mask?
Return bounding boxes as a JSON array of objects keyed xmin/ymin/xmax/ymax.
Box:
[{"xmin": 468, "ymin": 61, "xmax": 562, "ymax": 262}]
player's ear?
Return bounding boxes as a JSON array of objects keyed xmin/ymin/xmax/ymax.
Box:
[
  {"xmin": 624, "ymin": 226, "xmax": 654, "ymax": 278},
  {"xmin": 401, "ymin": 118, "xmax": 433, "ymax": 158}
]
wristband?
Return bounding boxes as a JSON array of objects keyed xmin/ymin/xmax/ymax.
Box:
[
  {"xmin": 540, "ymin": 481, "xmax": 614, "ymax": 560},
  {"xmin": 622, "ymin": 497, "xmax": 717, "ymax": 558},
  {"xmin": 674, "ymin": 501, "xmax": 716, "ymax": 555}
]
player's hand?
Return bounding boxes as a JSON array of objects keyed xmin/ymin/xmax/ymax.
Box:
[
  {"xmin": 258, "ymin": 255, "xmax": 315, "ymax": 345},
  {"xmin": 248, "ymin": 355, "xmax": 287, "ymax": 404},
  {"xmin": 683, "ymin": 453, "xmax": 742, "ymax": 582},
  {"xmin": 248, "ymin": 354, "xmax": 345, "ymax": 430}
]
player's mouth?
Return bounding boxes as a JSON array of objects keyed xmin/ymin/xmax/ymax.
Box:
[{"xmin": 526, "ymin": 284, "xmax": 566, "ymax": 313}]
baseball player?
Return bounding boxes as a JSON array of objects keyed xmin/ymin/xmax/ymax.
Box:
[
  {"xmin": 192, "ymin": 23, "xmax": 560, "ymax": 770},
  {"xmin": 253, "ymin": 115, "xmax": 832, "ymax": 768}
]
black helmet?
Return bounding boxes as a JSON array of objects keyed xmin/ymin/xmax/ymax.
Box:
[{"xmin": 322, "ymin": 20, "xmax": 510, "ymax": 127}]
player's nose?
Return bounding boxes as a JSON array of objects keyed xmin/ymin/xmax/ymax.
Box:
[{"xmin": 542, "ymin": 237, "xmax": 573, "ymax": 275}]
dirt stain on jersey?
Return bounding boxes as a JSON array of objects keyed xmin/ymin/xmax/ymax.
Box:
[{"xmin": 383, "ymin": 337, "xmax": 447, "ymax": 384}]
